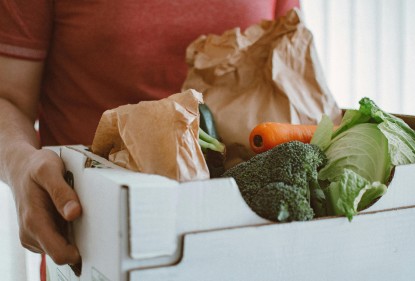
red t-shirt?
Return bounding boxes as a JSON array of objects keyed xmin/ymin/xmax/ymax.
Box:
[
  {"xmin": 0, "ymin": 0, "xmax": 299, "ymax": 146},
  {"xmin": 2, "ymin": 2, "xmax": 299, "ymax": 279}
]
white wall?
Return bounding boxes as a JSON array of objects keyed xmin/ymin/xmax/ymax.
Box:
[
  {"xmin": 301, "ymin": 0, "xmax": 415, "ymax": 114},
  {"xmin": 0, "ymin": 182, "xmax": 28, "ymax": 281},
  {"xmin": 0, "ymin": 182, "xmax": 41, "ymax": 281}
]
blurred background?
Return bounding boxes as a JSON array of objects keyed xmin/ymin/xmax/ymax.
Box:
[
  {"xmin": 302, "ymin": 0, "xmax": 415, "ymax": 114},
  {"xmin": 1, "ymin": 1, "xmax": 414, "ymax": 280}
]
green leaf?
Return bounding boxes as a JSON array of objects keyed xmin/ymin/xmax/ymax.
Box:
[
  {"xmin": 358, "ymin": 97, "xmax": 415, "ymax": 164},
  {"xmin": 311, "ymin": 114, "xmax": 334, "ymax": 151},
  {"xmin": 378, "ymin": 121, "xmax": 415, "ymax": 165},
  {"xmin": 318, "ymin": 123, "xmax": 392, "ymax": 184},
  {"xmin": 326, "ymin": 169, "xmax": 387, "ymax": 221},
  {"xmin": 332, "ymin": 109, "xmax": 371, "ymax": 139}
]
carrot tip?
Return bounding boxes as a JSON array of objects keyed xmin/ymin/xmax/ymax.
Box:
[{"xmin": 253, "ymin": 135, "xmax": 263, "ymax": 148}]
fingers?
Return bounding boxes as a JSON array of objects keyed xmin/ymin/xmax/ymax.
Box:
[
  {"xmin": 37, "ymin": 222, "xmax": 81, "ymax": 265},
  {"xmin": 19, "ymin": 200, "xmax": 81, "ymax": 265},
  {"xmin": 20, "ymin": 238, "xmax": 43, "ymax": 254},
  {"xmin": 30, "ymin": 150, "xmax": 82, "ymax": 221}
]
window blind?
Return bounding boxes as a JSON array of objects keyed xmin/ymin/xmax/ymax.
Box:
[{"xmin": 301, "ymin": 0, "xmax": 415, "ymax": 114}]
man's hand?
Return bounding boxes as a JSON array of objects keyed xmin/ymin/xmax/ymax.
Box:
[
  {"xmin": 0, "ymin": 55, "xmax": 82, "ymax": 266},
  {"xmin": 11, "ymin": 148, "xmax": 82, "ymax": 265}
]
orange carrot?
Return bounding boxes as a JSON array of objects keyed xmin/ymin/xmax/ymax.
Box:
[{"xmin": 249, "ymin": 122, "xmax": 318, "ymax": 154}]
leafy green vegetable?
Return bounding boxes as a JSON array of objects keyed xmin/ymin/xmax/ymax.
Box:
[
  {"xmin": 318, "ymin": 123, "xmax": 392, "ymax": 184},
  {"xmin": 311, "ymin": 97, "xmax": 415, "ymax": 220}
]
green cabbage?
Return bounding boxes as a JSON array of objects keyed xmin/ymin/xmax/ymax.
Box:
[
  {"xmin": 311, "ymin": 98, "xmax": 415, "ymax": 220},
  {"xmin": 318, "ymin": 123, "xmax": 392, "ymax": 184}
]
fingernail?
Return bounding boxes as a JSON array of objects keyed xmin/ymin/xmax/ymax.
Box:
[
  {"xmin": 70, "ymin": 260, "xmax": 82, "ymax": 277},
  {"xmin": 63, "ymin": 200, "xmax": 78, "ymax": 218}
]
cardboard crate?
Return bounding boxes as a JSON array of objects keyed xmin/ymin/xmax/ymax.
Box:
[{"xmin": 47, "ymin": 115, "xmax": 415, "ymax": 281}]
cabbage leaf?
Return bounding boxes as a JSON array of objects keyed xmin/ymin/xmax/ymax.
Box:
[{"xmin": 326, "ymin": 169, "xmax": 386, "ymax": 221}]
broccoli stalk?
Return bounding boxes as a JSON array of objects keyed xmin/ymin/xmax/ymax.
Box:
[
  {"xmin": 198, "ymin": 128, "xmax": 226, "ymax": 178},
  {"xmin": 222, "ymin": 141, "xmax": 327, "ymax": 222}
]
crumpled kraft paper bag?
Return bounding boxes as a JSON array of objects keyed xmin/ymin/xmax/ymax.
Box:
[
  {"xmin": 91, "ymin": 89, "xmax": 210, "ymax": 182},
  {"xmin": 182, "ymin": 8, "xmax": 342, "ymax": 168}
]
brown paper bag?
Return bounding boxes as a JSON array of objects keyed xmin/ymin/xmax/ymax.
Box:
[
  {"xmin": 91, "ymin": 89, "xmax": 210, "ymax": 182},
  {"xmin": 182, "ymin": 8, "xmax": 342, "ymax": 168}
]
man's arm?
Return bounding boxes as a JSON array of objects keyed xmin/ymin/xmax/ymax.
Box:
[{"xmin": 0, "ymin": 54, "xmax": 82, "ymax": 265}]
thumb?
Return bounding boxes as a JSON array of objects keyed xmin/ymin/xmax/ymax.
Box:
[
  {"xmin": 31, "ymin": 152, "xmax": 82, "ymax": 221},
  {"xmin": 45, "ymin": 172, "xmax": 81, "ymax": 221}
]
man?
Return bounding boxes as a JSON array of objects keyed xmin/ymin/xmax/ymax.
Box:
[{"xmin": 0, "ymin": 0, "xmax": 300, "ymax": 275}]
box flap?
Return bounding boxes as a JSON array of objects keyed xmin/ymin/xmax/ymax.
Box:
[
  {"xmin": 127, "ymin": 174, "xmax": 179, "ymax": 259},
  {"xmin": 176, "ymin": 178, "xmax": 269, "ymax": 233}
]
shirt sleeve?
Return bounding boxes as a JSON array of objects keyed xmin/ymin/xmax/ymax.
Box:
[
  {"xmin": 275, "ymin": 0, "xmax": 300, "ymax": 18},
  {"xmin": 0, "ymin": 0, "xmax": 53, "ymax": 60}
]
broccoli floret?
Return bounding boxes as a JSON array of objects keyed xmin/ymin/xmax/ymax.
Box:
[
  {"xmin": 251, "ymin": 182, "xmax": 314, "ymax": 221},
  {"xmin": 222, "ymin": 141, "xmax": 327, "ymax": 222}
]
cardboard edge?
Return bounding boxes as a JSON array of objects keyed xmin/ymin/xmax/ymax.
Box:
[{"xmin": 65, "ymin": 145, "xmax": 128, "ymax": 170}]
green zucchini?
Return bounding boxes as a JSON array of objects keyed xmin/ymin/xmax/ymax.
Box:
[{"xmin": 199, "ymin": 104, "xmax": 220, "ymax": 140}]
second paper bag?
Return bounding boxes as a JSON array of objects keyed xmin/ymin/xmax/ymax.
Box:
[{"xmin": 182, "ymin": 8, "xmax": 342, "ymax": 168}]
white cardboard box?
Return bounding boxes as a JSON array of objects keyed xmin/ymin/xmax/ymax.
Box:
[{"xmin": 47, "ymin": 144, "xmax": 415, "ymax": 281}]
